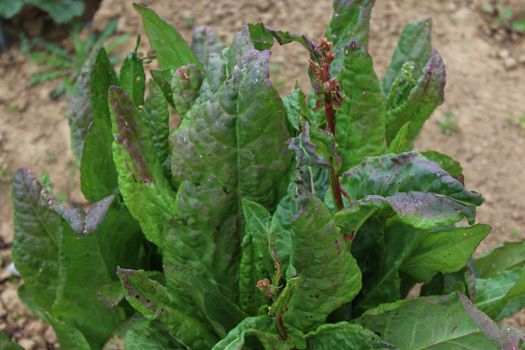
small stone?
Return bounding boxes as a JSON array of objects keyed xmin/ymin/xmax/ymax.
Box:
[
  {"xmin": 518, "ymin": 55, "xmax": 525, "ymax": 64},
  {"xmin": 26, "ymin": 320, "xmax": 45, "ymax": 334},
  {"xmin": 498, "ymin": 49, "xmax": 510, "ymax": 59},
  {"xmin": 1, "ymin": 288, "xmax": 18, "ymax": 307},
  {"xmin": 44, "ymin": 326, "xmax": 57, "ymax": 343},
  {"xmin": 18, "ymin": 338, "xmax": 36, "ymax": 350},
  {"xmin": 504, "ymin": 57, "xmax": 518, "ymax": 70}
]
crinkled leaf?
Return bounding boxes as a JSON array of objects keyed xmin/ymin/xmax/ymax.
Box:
[
  {"xmin": 80, "ymin": 49, "xmax": 118, "ymax": 201},
  {"xmin": 335, "ymin": 41, "xmax": 387, "ymax": 171},
  {"xmin": 119, "ymin": 51, "xmax": 146, "ymax": 106},
  {"xmin": 211, "ymin": 316, "xmax": 306, "ymax": 350},
  {"xmin": 66, "ymin": 55, "xmax": 93, "ymax": 165},
  {"xmin": 305, "ymin": 322, "xmax": 394, "ymax": 349},
  {"xmin": 163, "ymin": 262, "xmax": 245, "ymax": 338},
  {"xmin": 356, "ymin": 293, "xmax": 505, "ymax": 349},
  {"xmin": 166, "ymin": 28, "xmax": 292, "ymax": 301},
  {"xmin": 171, "ymin": 63, "xmax": 204, "ymax": 116},
  {"xmin": 144, "ymin": 79, "xmax": 170, "ymax": 177},
  {"xmin": 289, "ymin": 122, "xmax": 340, "ymax": 170},
  {"xmin": 341, "ymin": 152, "xmax": 483, "ymax": 206},
  {"xmin": 134, "ymin": 3, "xmax": 201, "ymax": 70},
  {"xmin": 474, "ymin": 241, "xmax": 525, "ymax": 278},
  {"xmin": 385, "ymin": 49, "xmax": 446, "ymax": 145},
  {"xmin": 285, "ymin": 195, "xmax": 361, "ymax": 332},
  {"xmin": 239, "ymin": 199, "xmax": 275, "ymax": 314},
  {"xmin": 400, "ymin": 224, "xmax": 491, "ymax": 283},
  {"xmin": 327, "ymin": 0, "xmax": 375, "ymax": 76},
  {"xmin": 421, "ymin": 150, "xmax": 463, "ymax": 177},
  {"xmin": 117, "ymin": 268, "xmax": 217, "ymax": 349},
  {"xmin": 191, "ymin": 26, "xmax": 226, "ymax": 68},
  {"xmin": 337, "ymin": 190, "xmax": 476, "ymax": 229},
  {"xmin": 109, "ymin": 85, "xmax": 177, "ymax": 247},
  {"xmin": 282, "ymin": 85, "xmax": 309, "ymax": 132},
  {"xmin": 382, "ymin": 18, "xmax": 432, "ymax": 94}
]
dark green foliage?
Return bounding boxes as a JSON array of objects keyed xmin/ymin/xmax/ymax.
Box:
[
  {"xmin": 11, "ymin": 2, "xmax": 525, "ymax": 349},
  {"xmin": 0, "ymin": 0, "xmax": 84, "ymax": 23}
]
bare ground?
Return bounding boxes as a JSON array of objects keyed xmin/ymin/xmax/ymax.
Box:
[{"xmin": 0, "ymin": 0, "xmax": 524, "ymax": 347}]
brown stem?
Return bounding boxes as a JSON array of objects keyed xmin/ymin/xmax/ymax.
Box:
[
  {"xmin": 324, "ymin": 93, "xmax": 336, "ymax": 135},
  {"xmin": 324, "ymin": 92, "xmax": 344, "ymax": 210},
  {"xmin": 277, "ymin": 311, "xmax": 287, "ymax": 340}
]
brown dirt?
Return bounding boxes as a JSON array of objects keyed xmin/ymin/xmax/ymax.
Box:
[{"xmin": 0, "ymin": 0, "xmax": 524, "ymax": 347}]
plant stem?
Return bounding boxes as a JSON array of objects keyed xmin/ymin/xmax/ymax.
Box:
[{"xmin": 324, "ymin": 92, "xmax": 344, "ymax": 211}]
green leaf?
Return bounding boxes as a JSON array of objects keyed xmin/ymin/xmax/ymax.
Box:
[
  {"xmin": 305, "ymin": 322, "xmax": 393, "ymax": 349},
  {"xmin": 239, "ymin": 200, "xmax": 275, "ymax": 314},
  {"xmin": 119, "ymin": 51, "xmax": 146, "ymax": 106},
  {"xmin": 327, "ymin": 0, "xmax": 376, "ymax": 76},
  {"xmin": 269, "ymin": 195, "xmax": 297, "ymax": 272},
  {"xmin": 387, "ymin": 122, "xmax": 410, "ymax": 153},
  {"xmin": 165, "ymin": 28, "xmax": 292, "ymax": 301},
  {"xmin": 80, "ymin": 49, "xmax": 119, "ymax": 201},
  {"xmin": 385, "ymin": 49, "xmax": 446, "ymax": 145},
  {"xmin": 43, "ymin": 312, "xmax": 91, "ymax": 350},
  {"xmin": 357, "ymin": 293, "xmax": 516, "ymax": 349},
  {"xmin": 117, "ymin": 268, "xmax": 217, "ymax": 349},
  {"xmin": 282, "ymin": 85, "xmax": 309, "ymax": 132},
  {"xmin": 341, "ymin": 152, "xmax": 483, "ymax": 207},
  {"xmin": 421, "ymin": 150, "xmax": 463, "ymax": 177},
  {"xmin": 289, "ymin": 122, "xmax": 340, "ymax": 170},
  {"xmin": 352, "ymin": 219, "xmax": 420, "ymax": 314},
  {"xmin": 150, "ymin": 69, "xmax": 175, "ymax": 106},
  {"xmin": 12, "ymin": 168, "xmax": 62, "ymax": 310},
  {"xmin": 512, "ymin": 19, "xmax": 525, "ymax": 33},
  {"xmin": 336, "ymin": 42, "xmax": 387, "ymax": 171},
  {"xmin": 12, "ymin": 168, "xmax": 144, "ymax": 348},
  {"xmin": 474, "ymin": 240, "xmax": 525, "ymax": 278},
  {"xmin": 382, "ymin": 18, "xmax": 432, "ymax": 94},
  {"xmin": 144, "ymin": 79, "xmax": 170, "ymax": 177},
  {"xmin": 475, "ymin": 267, "xmax": 525, "ymax": 320},
  {"xmin": 171, "ymin": 63, "xmax": 204, "ymax": 116},
  {"xmin": 191, "ymin": 26, "xmax": 226, "ymax": 68},
  {"xmin": 0, "ymin": 0, "xmax": 23, "ymax": 19},
  {"xmin": 124, "ymin": 320, "xmax": 186, "ymax": 350},
  {"xmin": 400, "ymin": 224, "xmax": 491, "ymax": 283},
  {"xmin": 458, "ymin": 293, "xmax": 524, "ymax": 349},
  {"xmin": 134, "ymin": 3, "xmax": 201, "ymax": 70},
  {"xmin": 109, "ymin": 86, "xmax": 177, "ymax": 247},
  {"xmin": 66, "ymin": 56, "xmax": 93, "ymax": 165},
  {"xmin": 211, "ymin": 316, "xmax": 306, "ymax": 350},
  {"xmin": 285, "ymin": 195, "xmax": 361, "ymax": 332},
  {"xmin": 51, "ymin": 197, "xmax": 143, "ymax": 348}
]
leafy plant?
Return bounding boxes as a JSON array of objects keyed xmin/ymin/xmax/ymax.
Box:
[
  {"xmin": 437, "ymin": 110, "xmax": 459, "ymax": 135},
  {"xmin": 482, "ymin": 1, "xmax": 525, "ymax": 35},
  {"xmin": 10, "ymin": 1, "xmax": 525, "ymax": 349},
  {"xmin": 0, "ymin": 0, "xmax": 85, "ymax": 23},
  {"xmin": 20, "ymin": 18, "xmax": 128, "ymax": 99}
]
